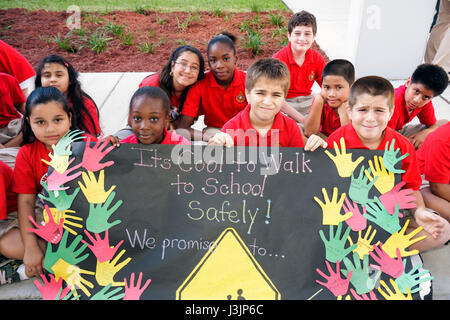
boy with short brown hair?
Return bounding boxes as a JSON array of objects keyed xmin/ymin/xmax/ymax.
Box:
[
  {"xmin": 326, "ymin": 75, "xmax": 450, "ymax": 252},
  {"xmin": 273, "ymin": 10, "xmax": 326, "ymax": 124}
]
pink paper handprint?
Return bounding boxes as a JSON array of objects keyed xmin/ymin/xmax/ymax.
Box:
[
  {"xmin": 82, "ymin": 229, "xmax": 123, "ymax": 263},
  {"xmin": 378, "ymin": 181, "xmax": 417, "ymax": 217},
  {"xmin": 123, "ymin": 272, "xmax": 152, "ymax": 300},
  {"xmin": 316, "ymin": 260, "xmax": 352, "ymax": 297},
  {"xmin": 46, "ymin": 158, "xmax": 82, "ymax": 191},
  {"xmin": 27, "ymin": 205, "xmax": 64, "ymax": 244},
  {"xmin": 342, "ymin": 196, "xmax": 367, "ymax": 231},
  {"xmin": 81, "ymin": 135, "xmax": 116, "ymax": 172},
  {"xmin": 34, "ymin": 273, "xmax": 72, "ymax": 300},
  {"xmin": 369, "ymin": 243, "xmax": 404, "ymax": 279}
]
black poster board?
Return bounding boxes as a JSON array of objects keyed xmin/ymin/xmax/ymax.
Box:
[{"xmin": 42, "ymin": 142, "xmax": 425, "ymax": 300}]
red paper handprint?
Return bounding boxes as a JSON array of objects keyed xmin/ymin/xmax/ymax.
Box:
[
  {"xmin": 27, "ymin": 205, "xmax": 64, "ymax": 244},
  {"xmin": 369, "ymin": 243, "xmax": 404, "ymax": 278},
  {"xmin": 33, "ymin": 273, "xmax": 72, "ymax": 300},
  {"xmin": 342, "ymin": 196, "xmax": 367, "ymax": 231},
  {"xmin": 123, "ymin": 272, "xmax": 152, "ymax": 300},
  {"xmin": 378, "ymin": 181, "xmax": 417, "ymax": 217},
  {"xmin": 82, "ymin": 229, "xmax": 123, "ymax": 263},
  {"xmin": 46, "ymin": 158, "xmax": 83, "ymax": 191},
  {"xmin": 316, "ymin": 260, "xmax": 352, "ymax": 297},
  {"xmin": 81, "ymin": 135, "xmax": 116, "ymax": 172}
]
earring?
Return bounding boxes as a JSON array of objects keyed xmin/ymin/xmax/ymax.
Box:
[{"xmin": 170, "ymin": 71, "xmax": 173, "ymax": 76}]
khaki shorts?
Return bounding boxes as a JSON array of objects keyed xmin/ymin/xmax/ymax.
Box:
[
  {"xmin": 0, "ymin": 118, "xmax": 23, "ymax": 144},
  {"xmin": 0, "ymin": 200, "xmax": 44, "ymax": 239},
  {"xmin": 285, "ymin": 95, "xmax": 315, "ymax": 117}
]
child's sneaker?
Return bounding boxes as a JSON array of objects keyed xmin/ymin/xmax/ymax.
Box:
[{"xmin": 0, "ymin": 258, "xmax": 21, "ymax": 286}]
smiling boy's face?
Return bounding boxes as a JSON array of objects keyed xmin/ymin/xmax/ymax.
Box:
[
  {"xmin": 246, "ymin": 76, "xmax": 286, "ymax": 128},
  {"xmin": 288, "ymin": 25, "xmax": 315, "ymax": 54},
  {"xmin": 128, "ymin": 96, "xmax": 170, "ymax": 144},
  {"xmin": 348, "ymin": 93, "xmax": 393, "ymax": 149}
]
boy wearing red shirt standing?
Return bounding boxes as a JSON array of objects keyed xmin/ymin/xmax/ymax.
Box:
[
  {"xmin": 417, "ymin": 122, "xmax": 450, "ymax": 224},
  {"xmin": 388, "ymin": 63, "xmax": 448, "ymax": 149},
  {"xmin": 272, "ymin": 11, "xmax": 326, "ymax": 124},
  {"xmin": 326, "ymin": 76, "xmax": 450, "ymax": 252}
]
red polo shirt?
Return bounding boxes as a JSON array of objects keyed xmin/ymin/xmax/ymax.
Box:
[
  {"xmin": 120, "ymin": 128, "xmax": 191, "ymax": 145},
  {"xmin": 388, "ymin": 84, "xmax": 436, "ymax": 130},
  {"xmin": 0, "ymin": 160, "xmax": 17, "ymax": 219},
  {"xmin": 416, "ymin": 122, "xmax": 450, "ymax": 184},
  {"xmin": 272, "ymin": 43, "xmax": 325, "ymax": 98},
  {"xmin": 319, "ymin": 102, "xmax": 341, "ymax": 137},
  {"xmin": 327, "ymin": 124, "xmax": 421, "ymax": 190},
  {"xmin": 0, "ymin": 72, "xmax": 25, "ymax": 128},
  {"xmin": 0, "ymin": 40, "xmax": 35, "ymax": 84},
  {"xmin": 12, "ymin": 140, "xmax": 51, "ymax": 195},
  {"xmin": 139, "ymin": 73, "xmax": 181, "ymax": 108},
  {"xmin": 181, "ymin": 68, "xmax": 247, "ymax": 128},
  {"xmin": 222, "ymin": 104, "xmax": 305, "ymax": 147}
]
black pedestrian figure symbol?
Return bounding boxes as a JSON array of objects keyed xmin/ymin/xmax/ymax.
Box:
[{"xmin": 227, "ymin": 289, "xmax": 246, "ymax": 300}]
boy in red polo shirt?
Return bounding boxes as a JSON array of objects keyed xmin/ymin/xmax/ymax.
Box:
[
  {"xmin": 417, "ymin": 122, "xmax": 450, "ymax": 224},
  {"xmin": 326, "ymin": 76, "xmax": 450, "ymax": 252},
  {"xmin": 388, "ymin": 63, "xmax": 448, "ymax": 149},
  {"xmin": 272, "ymin": 11, "xmax": 326, "ymax": 123},
  {"xmin": 304, "ymin": 59, "xmax": 354, "ymax": 139},
  {"xmin": 0, "ymin": 72, "xmax": 26, "ymax": 148},
  {"xmin": 208, "ymin": 58, "xmax": 326, "ymax": 150}
]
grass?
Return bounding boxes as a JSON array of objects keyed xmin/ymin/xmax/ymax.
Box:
[{"xmin": 1, "ymin": 0, "xmax": 288, "ymax": 12}]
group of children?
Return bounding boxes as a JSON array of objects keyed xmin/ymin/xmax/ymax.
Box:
[{"xmin": 0, "ymin": 10, "xmax": 448, "ymax": 286}]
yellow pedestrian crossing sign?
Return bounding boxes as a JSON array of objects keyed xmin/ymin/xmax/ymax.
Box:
[{"xmin": 176, "ymin": 228, "xmax": 281, "ymax": 300}]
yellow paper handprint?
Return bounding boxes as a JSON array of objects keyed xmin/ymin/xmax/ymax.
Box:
[
  {"xmin": 44, "ymin": 207, "xmax": 83, "ymax": 236},
  {"xmin": 41, "ymin": 151, "xmax": 71, "ymax": 174},
  {"xmin": 382, "ymin": 219, "xmax": 426, "ymax": 258},
  {"xmin": 78, "ymin": 170, "xmax": 116, "ymax": 204},
  {"xmin": 364, "ymin": 155, "xmax": 395, "ymax": 194},
  {"xmin": 324, "ymin": 137, "xmax": 364, "ymax": 177},
  {"xmin": 348, "ymin": 225, "xmax": 378, "ymax": 259},
  {"xmin": 314, "ymin": 187, "xmax": 352, "ymax": 225},
  {"xmin": 95, "ymin": 249, "xmax": 131, "ymax": 287},
  {"xmin": 378, "ymin": 279, "xmax": 412, "ymax": 300},
  {"xmin": 51, "ymin": 258, "xmax": 95, "ymax": 297}
]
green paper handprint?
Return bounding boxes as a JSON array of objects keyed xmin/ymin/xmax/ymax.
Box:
[
  {"xmin": 383, "ymin": 139, "xmax": 409, "ymax": 174},
  {"xmin": 365, "ymin": 198, "xmax": 401, "ymax": 234},
  {"xmin": 342, "ymin": 252, "xmax": 382, "ymax": 295},
  {"xmin": 319, "ymin": 222, "xmax": 357, "ymax": 263},
  {"xmin": 52, "ymin": 129, "xmax": 85, "ymax": 156},
  {"xmin": 348, "ymin": 165, "xmax": 377, "ymax": 206},
  {"xmin": 394, "ymin": 260, "xmax": 434, "ymax": 294},
  {"xmin": 86, "ymin": 191, "xmax": 122, "ymax": 234},
  {"xmin": 39, "ymin": 181, "xmax": 80, "ymax": 213},
  {"xmin": 90, "ymin": 283, "xmax": 125, "ymax": 300},
  {"xmin": 44, "ymin": 230, "xmax": 89, "ymax": 273}
]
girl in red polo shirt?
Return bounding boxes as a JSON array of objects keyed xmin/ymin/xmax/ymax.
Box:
[
  {"xmin": 11, "ymin": 87, "xmax": 80, "ymax": 278},
  {"xmin": 35, "ymin": 54, "xmax": 100, "ymax": 137},
  {"xmin": 178, "ymin": 32, "xmax": 248, "ymax": 142}
]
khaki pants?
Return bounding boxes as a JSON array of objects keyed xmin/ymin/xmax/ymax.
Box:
[{"xmin": 425, "ymin": 0, "xmax": 450, "ymax": 73}]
